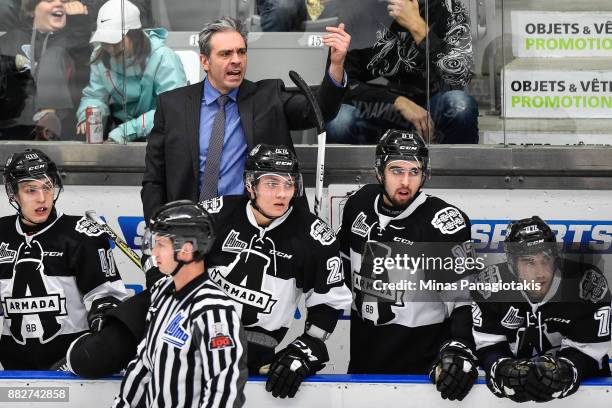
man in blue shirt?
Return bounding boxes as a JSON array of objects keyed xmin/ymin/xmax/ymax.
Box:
[{"xmin": 141, "ymin": 16, "xmax": 350, "ymax": 224}]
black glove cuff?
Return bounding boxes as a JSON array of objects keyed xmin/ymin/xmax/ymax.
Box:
[
  {"xmin": 439, "ymin": 339, "xmax": 477, "ymax": 362},
  {"xmin": 88, "ymin": 296, "xmax": 121, "ymax": 328},
  {"xmin": 289, "ymin": 333, "xmax": 329, "ymax": 372},
  {"xmin": 486, "ymin": 357, "xmax": 512, "ymax": 396}
]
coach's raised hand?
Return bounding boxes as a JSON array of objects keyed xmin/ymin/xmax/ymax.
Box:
[{"xmin": 324, "ymin": 23, "xmax": 351, "ymax": 84}]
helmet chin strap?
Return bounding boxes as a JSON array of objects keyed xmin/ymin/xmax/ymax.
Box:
[
  {"xmin": 170, "ymin": 261, "xmax": 184, "ymax": 277},
  {"xmin": 170, "ymin": 254, "xmax": 198, "ymax": 277}
]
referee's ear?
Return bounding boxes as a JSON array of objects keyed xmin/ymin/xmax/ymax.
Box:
[{"xmin": 177, "ymin": 242, "xmax": 195, "ymax": 262}]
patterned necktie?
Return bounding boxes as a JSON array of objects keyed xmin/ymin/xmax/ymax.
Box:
[{"xmin": 200, "ymin": 95, "xmax": 229, "ymax": 201}]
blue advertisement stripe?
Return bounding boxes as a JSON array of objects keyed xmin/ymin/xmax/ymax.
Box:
[{"xmin": 113, "ymin": 217, "xmax": 612, "ymax": 253}]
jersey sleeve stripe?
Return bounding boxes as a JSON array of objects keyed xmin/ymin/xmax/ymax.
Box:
[
  {"xmin": 473, "ymin": 329, "xmax": 507, "ymax": 350},
  {"xmin": 560, "ymin": 338, "xmax": 611, "ymax": 369}
]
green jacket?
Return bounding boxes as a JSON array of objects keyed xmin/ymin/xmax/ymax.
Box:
[{"xmin": 77, "ymin": 28, "xmax": 187, "ymax": 142}]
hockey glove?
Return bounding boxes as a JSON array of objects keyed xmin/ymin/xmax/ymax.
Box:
[
  {"xmin": 88, "ymin": 297, "xmax": 121, "ymax": 333},
  {"xmin": 524, "ymin": 355, "xmax": 579, "ymax": 402},
  {"xmin": 265, "ymin": 333, "xmax": 329, "ymax": 398},
  {"xmin": 49, "ymin": 357, "xmax": 72, "ymax": 373},
  {"xmin": 486, "ymin": 357, "xmax": 533, "ymax": 403},
  {"xmin": 429, "ymin": 340, "xmax": 478, "ymax": 401}
]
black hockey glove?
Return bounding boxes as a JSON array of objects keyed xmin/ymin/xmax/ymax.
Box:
[
  {"xmin": 49, "ymin": 356, "xmax": 72, "ymax": 373},
  {"xmin": 265, "ymin": 334, "xmax": 329, "ymax": 398},
  {"xmin": 88, "ymin": 297, "xmax": 121, "ymax": 333},
  {"xmin": 486, "ymin": 357, "xmax": 533, "ymax": 403},
  {"xmin": 428, "ymin": 340, "xmax": 478, "ymax": 401},
  {"xmin": 524, "ymin": 355, "xmax": 579, "ymax": 402}
]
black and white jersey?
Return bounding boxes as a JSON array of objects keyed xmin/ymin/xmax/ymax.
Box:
[
  {"xmin": 201, "ymin": 195, "xmax": 351, "ymax": 346},
  {"xmin": 0, "ymin": 212, "xmax": 128, "ymax": 368},
  {"xmin": 339, "ymin": 184, "xmax": 473, "ymax": 373},
  {"xmin": 472, "ymin": 260, "xmax": 612, "ymax": 378},
  {"xmin": 113, "ymin": 275, "xmax": 247, "ymax": 408}
]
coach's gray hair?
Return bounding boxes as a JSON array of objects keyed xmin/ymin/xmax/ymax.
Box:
[{"xmin": 198, "ymin": 17, "xmax": 249, "ymax": 57}]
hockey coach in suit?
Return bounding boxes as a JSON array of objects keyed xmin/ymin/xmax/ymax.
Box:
[{"xmin": 141, "ymin": 16, "xmax": 351, "ymax": 223}]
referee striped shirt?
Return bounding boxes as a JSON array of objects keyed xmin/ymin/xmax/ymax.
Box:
[{"xmin": 112, "ymin": 274, "xmax": 247, "ymax": 408}]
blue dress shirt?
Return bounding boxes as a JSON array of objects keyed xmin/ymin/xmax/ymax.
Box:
[{"xmin": 199, "ymin": 78, "xmax": 247, "ymax": 197}]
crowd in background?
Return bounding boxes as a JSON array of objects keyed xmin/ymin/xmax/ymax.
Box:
[{"xmin": 0, "ymin": 0, "xmax": 479, "ymax": 144}]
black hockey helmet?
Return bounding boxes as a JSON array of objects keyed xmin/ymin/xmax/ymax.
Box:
[
  {"xmin": 375, "ymin": 129, "xmax": 430, "ymax": 180},
  {"xmin": 143, "ymin": 200, "xmax": 215, "ymax": 262},
  {"xmin": 3, "ymin": 148, "xmax": 63, "ymax": 202},
  {"xmin": 504, "ymin": 216, "xmax": 559, "ymax": 274},
  {"xmin": 244, "ymin": 144, "xmax": 303, "ymax": 196},
  {"xmin": 245, "ymin": 143, "xmax": 299, "ymax": 173}
]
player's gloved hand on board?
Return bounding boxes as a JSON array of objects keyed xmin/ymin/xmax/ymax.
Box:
[
  {"xmin": 49, "ymin": 356, "xmax": 72, "ymax": 373},
  {"xmin": 428, "ymin": 340, "xmax": 478, "ymax": 401},
  {"xmin": 87, "ymin": 297, "xmax": 121, "ymax": 333},
  {"xmin": 486, "ymin": 357, "xmax": 533, "ymax": 402},
  {"xmin": 265, "ymin": 333, "xmax": 329, "ymax": 398},
  {"xmin": 523, "ymin": 355, "xmax": 579, "ymax": 402}
]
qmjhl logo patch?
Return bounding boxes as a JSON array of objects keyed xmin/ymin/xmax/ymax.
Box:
[{"xmin": 162, "ymin": 311, "xmax": 190, "ymax": 348}]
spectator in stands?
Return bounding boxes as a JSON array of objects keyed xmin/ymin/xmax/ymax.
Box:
[
  {"xmin": 0, "ymin": 0, "xmax": 90, "ymax": 140},
  {"xmin": 257, "ymin": 0, "xmax": 337, "ymax": 31},
  {"xmin": 326, "ymin": 0, "xmax": 479, "ymax": 144},
  {"xmin": 75, "ymin": 0, "xmax": 186, "ymax": 143},
  {"xmin": 140, "ymin": 16, "xmax": 350, "ymax": 224},
  {"xmin": 256, "ymin": 0, "xmax": 395, "ymax": 50},
  {"xmin": 0, "ymin": 0, "xmax": 151, "ymax": 30},
  {"xmin": 77, "ymin": 0, "xmax": 152, "ymax": 28}
]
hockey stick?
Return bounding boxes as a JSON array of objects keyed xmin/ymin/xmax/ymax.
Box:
[
  {"xmin": 85, "ymin": 210, "xmax": 142, "ymax": 270},
  {"xmin": 288, "ymin": 70, "xmax": 326, "ymax": 218}
]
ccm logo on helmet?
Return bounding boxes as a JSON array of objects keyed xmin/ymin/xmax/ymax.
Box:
[
  {"xmin": 399, "ymin": 146, "xmax": 418, "ymax": 150},
  {"xmin": 27, "ymin": 164, "xmax": 45, "ymax": 172},
  {"xmin": 526, "ymin": 239, "xmax": 544, "ymax": 247},
  {"xmin": 275, "ymin": 161, "xmax": 293, "ymax": 166}
]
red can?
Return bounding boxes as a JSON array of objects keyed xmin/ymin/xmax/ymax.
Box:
[{"xmin": 86, "ymin": 106, "xmax": 103, "ymax": 144}]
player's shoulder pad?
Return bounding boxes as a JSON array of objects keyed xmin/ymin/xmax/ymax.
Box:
[
  {"xmin": 308, "ymin": 217, "xmax": 337, "ymax": 246},
  {"xmin": 578, "ymin": 266, "xmax": 610, "ymax": 303},
  {"xmin": 341, "ymin": 184, "xmax": 380, "ymax": 216},
  {"xmin": 199, "ymin": 196, "xmax": 224, "ymax": 214},
  {"xmin": 424, "ymin": 196, "xmax": 469, "ymax": 236},
  {"xmin": 65, "ymin": 214, "xmax": 107, "ymax": 238},
  {"xmin": 288, "ymin": 199, "xmax": 338, "ymax": 246},
  {"xmin": 473, "ymin": 262, "xmax": 507, "ymax": 300},
  {"xmin": 0, "ymin": 214, "xmax": 16, "ymax": 230},
  {"xmin": 347, "ymin": 184, "xmax": 382, "ymax": 204},
  {"xmin": 199, "ymin": 195, "xmax": 245, "ymax": 216}
]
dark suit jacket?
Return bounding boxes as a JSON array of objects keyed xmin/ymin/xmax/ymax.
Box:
[{"xmin": 141, "ymin": 73, "xmax": 346, "ymax": 222}]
